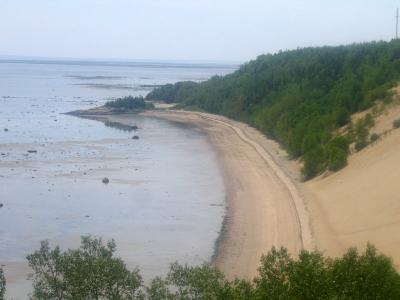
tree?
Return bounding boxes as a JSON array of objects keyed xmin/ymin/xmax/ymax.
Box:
[
  {"xmin": 0, "ymin": 267, "xmax": 5, "ymax": 300},
  {"xmin": 329, "ymin": 244, "xmax": 400, "ymax": 299},
  {"xmin": 165, "ymin": 262, "xmax": 230, "ymax": 299},
  {"xmin": 20, "ymin": 238, "xmax": 400, "ymax": 299},
  {"xmin": 147, "ymin": 40, "xmax": 400, "ymax": 179},
  {"xmin": 27, "ymin": 236, "xmax": 143, "ymax": 300},
  {"xmin": 255, "ymin": 247, "xmax": 293, "ymax": 299}
]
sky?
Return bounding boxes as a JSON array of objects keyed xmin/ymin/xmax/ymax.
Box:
[{"xmin": 0, "ymin": 0, "xmax": 399, "ymax": 63}]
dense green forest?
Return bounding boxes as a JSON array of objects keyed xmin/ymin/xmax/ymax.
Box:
[
  {"xmin": 2, "ymin": 236, "xmax": 399, "ymax": 299},
  {"xmin": 105, "ymin": 96, "xmax": 154, "ymax": 111},
  {"xmin": 147, "ymin": 41, "xmax": 400, "ymax": 178}
]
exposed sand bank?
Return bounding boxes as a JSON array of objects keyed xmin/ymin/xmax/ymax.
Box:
[
  {"xmin": 305, "ymin": 106, "xmax": 400, "ymax": 268},
  {"xmin": 94, "ymin": 110, "xmax": 313, "ymax": 279}
]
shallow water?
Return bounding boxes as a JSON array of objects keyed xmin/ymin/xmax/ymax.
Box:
[{"xmin": 0, "ymin": 60, "xmax": 233, "ymax": 298}]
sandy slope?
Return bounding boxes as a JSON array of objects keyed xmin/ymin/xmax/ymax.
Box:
[
  {"xmin": 134, "ymin": 110, "xmax": 313, "ymax": 279},
  {"xmin": 306, "ymin": 119, "xmax": 400, "ymax": 268}
]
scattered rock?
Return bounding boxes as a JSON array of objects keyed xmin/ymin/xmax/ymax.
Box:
[
  {"xmin": 132, "ymin": 135, "xmax": 140, "ymax": 140},
  {"xmin": 102, "ymin": 177, "xmax": 109, "ymax": 184},
  {"xmin": 4, "ymin": 128, "xmax": 8, "ymax": 132},
  {"xmin": 85, "ymin": 215, "xmax": 90, "ymax": 218},
  {"xmin": 27, "ymin": 150, "xmax": 38, "ymax": 153},
  {"xmin": 0, "ymin": 203, "xmax": 3, "ymax": 208}
]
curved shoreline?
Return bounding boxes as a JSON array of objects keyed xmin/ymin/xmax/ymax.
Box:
[
  {"xmin": 77, "ymin": 109, "xmax": 313, "ymax": 279},
  {"xmin": 141, "ymin": 110, "xmax": 313, "ymax": 278}
]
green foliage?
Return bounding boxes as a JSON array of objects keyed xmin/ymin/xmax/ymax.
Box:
[
  {"xmin": 105, "ymin": 96, "xmax": 154, "ymax": 111},
  {"xmin": 0, "ymin": 267, "xmax": 5, "ymax": 299},
  {"xmin": 329, "ymin": 244, "xmax": 400, "ymax": 299},
  {"xmin": 353, "ymin": 114, "xmax": 375, "ymax": 151},
  {"xmin": 148, "ymin": 40, "xmax": 400, "ymax": 178},
  {"xmin": 370, "ymin": 133, "xmax": 380, "ymax": 142},
  {"xmin": 393, "ymin": 118, "xmax": 400, "ymax": 128},
  {"xmin": 21, "ymin": 238, "xmax": 400, "ymax": 299},
  {"xmin": 255, "ymin": 246, "xmax": 400, "ymax": 300},
  {"xmin": 255, "ymin": 247, "xmax": 292, "ymax": 299},
  {"xmin": 326, "ymin": 136, "xmax": 350, "ymax": 171},
  {"xmin": 27, "ymin": 236, "xmax": 143, "ymax": 300}
]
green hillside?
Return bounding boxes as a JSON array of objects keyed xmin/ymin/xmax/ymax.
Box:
[{"xmin": 147, "ymin": 40, "xmax": 400, "ymax": 178}]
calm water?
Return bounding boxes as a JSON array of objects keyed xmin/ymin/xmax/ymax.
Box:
[{"xmin": 0, "ymin": 60, "xmax": 236, "ymax": 298}]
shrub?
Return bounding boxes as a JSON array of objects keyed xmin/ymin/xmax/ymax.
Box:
[
  {"xmin": 354, "ymin": 116, "xmax": 372, "ymax": 151},
  {"xmin": 393, "ymin": 118, "xmax": 400, "ymax": 128},
  {"xmin": 0, "ymin": 267, "xmax": 5, "ymax": 299},
  {"xmin": 370, "ymin": 133, "xmax": 379, "ymax": 142},
  {"xmin": 326, "ymin": 136, "xmax": 350, "ymax": 171}
]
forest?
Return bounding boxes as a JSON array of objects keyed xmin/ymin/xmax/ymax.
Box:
[{"xmin": 147, "ymin": 41, "xmax": 400, "ymax": 178}]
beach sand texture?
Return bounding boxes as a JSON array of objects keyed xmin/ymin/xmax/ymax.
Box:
[{"xmin": 306, "ymin": 119, "xmax": 400, "ymax": 269}]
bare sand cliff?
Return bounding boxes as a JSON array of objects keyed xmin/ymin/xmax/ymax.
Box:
[{"xmin": 305, "ymin": 103, "xmax": 400, "ymax": 269}]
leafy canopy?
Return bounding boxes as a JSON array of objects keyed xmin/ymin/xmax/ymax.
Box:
[
  {"xmin": 19, "ymin": 237, "xmax": 400, "ymax": 299},
  {"xmin": 147, "ymin": 40, "xmax": 400, "ymax": 178}
]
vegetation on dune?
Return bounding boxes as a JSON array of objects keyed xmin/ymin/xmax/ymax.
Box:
[
  {"xmin": 105, "ymin": 96, "xmax": 154, "ymax": 111},
  {"xmin": 393, "ymin": 118, "xmax": 400, "ymax": 128},
  {"xmin": 0, "ymin": 236, "xmax": 397, "ymax": 299},
  {"xmin": 147, "ymin": 40, "xmax": 400, "ymax": 179}
]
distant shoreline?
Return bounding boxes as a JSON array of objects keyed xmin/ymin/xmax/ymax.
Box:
[{"xmin": 72, "ymin": 107, "xmax": 312, "ymax": 279}]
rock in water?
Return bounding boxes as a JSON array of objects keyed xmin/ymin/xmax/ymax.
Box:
[
  {"xmin": 132, "ymin": 135, "xmax": 139, "ymax": 140},
  {"xmin": 102, "ymin": 177, "xmax": 109, "ymax": 184}
]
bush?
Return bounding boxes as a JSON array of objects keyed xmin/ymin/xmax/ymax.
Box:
[
  {"xmin": 370, "ymin": 133, "xmax": 379, "ymax": 142},
  {"xmin": 0, "ymin": 267, "xmax": 5, "ymax": 299},
  {"xmin": 393, "ymin": 118, "xmax": 400, "ymax": 128},
  {"xmin": 326, "ymin": 136, "xmax": 350, "ymax": 171},
  {"xmin": 354, "ymin": 116, "xmax": 372, "ymax": 151}
]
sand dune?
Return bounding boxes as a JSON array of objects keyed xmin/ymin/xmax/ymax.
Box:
[{"xmin": 306, "ymin": 109, "xmax": 400, "ymax": 268}]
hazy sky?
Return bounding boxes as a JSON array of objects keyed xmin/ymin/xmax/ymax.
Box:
[{"xmin": 1, "ymin": 0, "xmax": 399, "ymax": 62}]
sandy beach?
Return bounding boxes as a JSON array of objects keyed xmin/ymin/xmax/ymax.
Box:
[{"xmin": 90, "ymin": 110, "xmax": 313, "ymax": 279}]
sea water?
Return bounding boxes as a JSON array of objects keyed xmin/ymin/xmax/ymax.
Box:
[{"xmin": 0, "ymin": 59, "xmax": 236, "ymax": 298}]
